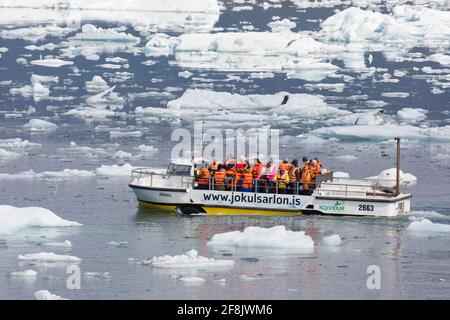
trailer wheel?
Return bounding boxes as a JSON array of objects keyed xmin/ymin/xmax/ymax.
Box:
[{"xmin": 176, "ymin": 205, "xmax": 206, "ymax": 215}]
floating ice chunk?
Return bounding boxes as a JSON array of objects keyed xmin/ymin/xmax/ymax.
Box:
[
  {"xmin": 208, "ymin": 226, "xmax": 315, "ymax": 251},
  {"xmin": 334, "ymin": 172, "xmax": 350, "ymax": 179},
  {"xmin": 397, "ymin": 108, "xmax": 428, "ymax": 122},
  {"xmin": 64, "ymin": 107, "xmax": 119, "ymax": 119},
  {"xmin": 268, "ymin": 18, "xmax": 296, "ymax": 32},
  {"xmin": 427, "ymin": 53, "xmax": 450, "ymax": 66},
  {"xmin": 112, "ymin": 151, "xmax": 132, "ymax": 159},
  {"xmin": 23, "ymin": 119, "xmax": 57, "ymax": 132},
  {"xmin": 144, "ymin": 33, "xmax": 181, "ymax": 57},
  {"xmin": 143, "ymin": 249, "xmax": 234, "ymax": 268},
  {"xmin": 70, "ymin": 24, "xmax": 140, "ymax": 43},
  {"xmin": 25, "ymin": 43, "xmax": 58, "ymax": 51},
  {"xmin": 321, "ymin": 234, "xmax": 342, "ymax": 246},
  {"xmin": 0, "ymin": 170, "xmax": 36, "ymax": 180},
  {"xmin": 84, "ymin": 272, "xmax": 110, "ymax": 278},
  {"xmin": 135, "ymin": 145, "xmax": 158, "ymax": 153},
  {"xmin": 178, "ymin": 70, "xmax": 193, "ymax": 78},
  {"xmin": 94, "ymin": 163, "xmax": 134, "ymax": 177},
  {"xmin": 10, "ymin": 269, "xmax": 37, "ymax": 277},
  {"xmin": 0, "ymin": 24, "xmax": 74, "ymax": 42},
  {"xmin": 34, "ymin": 290, "xmax": 67, "ymax": 300},
  {"xmin": 406, "ymin": 218, "xmax": 450, "ymax": 233},
  {"xmin": 179, "ymin": 276, "xmax": 205, "ymax": 284},
  {"xmin": 0, "ymin": 148, "xmax": 21, "ymax": 161},
  {"xmin": 19, "ymin": 252, "xmax": 81, "ymax": 262},
  {"xmin": 85, "ymin": 76, "xmax": 109, "ymax": 93},
  {"xmin": 0, "ymin": 138, "xmax": 40, "ymax": 149},
  {"xmin": 381, "ymin": 92, "xmax": 410, "ymax": 98},
  {"xmin": 335, "ymin": 155, "xmax": 358, "ymax": 162},
  {"xmin": 30, "ymin": 58, "xmax": 74, "ymax": 68},
  {"xmin": 42, "ymin": 240, "xmax": 73, "ymax": 247},
  {"xmin": 107, "ymin": 241, "xmax": 128, "ymax": 248},
  {"xmin": 0, "ymin": 205, "xmax": 82, "ymax": 234},
  {"xmin": 311, "ymin": 124, "xmax": 450, "ymax": 142},
  {"xmin": 86, "ymin": 86, "xmax": 124, "ymax": 110}
]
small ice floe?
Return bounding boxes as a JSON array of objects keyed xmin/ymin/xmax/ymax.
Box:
[
  {"xmin": 268, "ymin": 18, "xmax": 296, "ymax": 32},
  {"xmin": 94, "ymin": 163, "xmax": 134, "ymax": 177},
  {"xmin": 30, "ymin": 58, "xmax": 74, "ymax": 68},
  {"xmin": 0, "ymin": 25, "xmax": 74, "ymax": 42},
  {"xmin": 178, "ymin": 276, "xmax": 206, "ymax": 284},
  {"xmin": 427, "ymin": 53, "xmax": 450, "ymax": 67},
  {"xmin": 42, "ymin": 240, "xmax": 73, "ymax": 248},
  {"xmin": 85, "ymin": 76, "xmax": 109, "ymax": 93},
  {"xmin": 0, "ymin": 148, "xmax": 22, "ymax": 161},
  {"xmin": 178, "ymin": 70, "xmax": 193, "ymax": 78},
  {"xmin": 9, "ymin": 269, "xmax": 37, "ymax": 277},
  {"xmin": 142, "ymin": 249, "xmax": 234, "ymax": 269},
  {"xmin": 381, "ymin": 92, "xmax": 410, "ymax": 98},
  {"xmin": 135, "ymin": 145, "xmax": 158, "ymax": 154},
  {"xmin": 397, "ymin": 108, "xmax": 428, "ymax": 122},
  {"xmin": 0, "ymin": 205, "xmax": 82, "ymax": 235},
  {"xmin": 406, "ymin": 218, "xmax": 450, "ymax": 234},
  {"xmin": 34, "ymin": 290, "xmax": 67, "ymax": 300},
  {"xmin": 107, "ymin": 241, "xmax": 128, "ymax": 248},
  {"xmin": 18, "ymin": 252, "xmax": 81, "ymax": 263},
  {"xmin": 23, "ymin": 119, "xmax": 57, "ymax": 132},
  {"xmin": 84, "ymin": 272, "xmax": 110, "ymax": 279},
  {"xmin": 333, "ymin": 172, "xmax": 350, "ymax": 179},
  {"xmin": 207, "ymin": 226, "xmax": 314, "ymax": 252},
  {"xmin": 335, "ymin": 155, "xmax": 358, "ymax": 162},
  {"xmin": 321, "ymin": 234, "xmax": 342, "ymax": 246},
  {"xmin": 70, "ymin": 24, "xmax": 140, "ymax": 43}
]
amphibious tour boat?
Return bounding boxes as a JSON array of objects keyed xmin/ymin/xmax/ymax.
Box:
[{"xmin": 129, "ymin": 139, "xmax": 412, "ymax": 217}]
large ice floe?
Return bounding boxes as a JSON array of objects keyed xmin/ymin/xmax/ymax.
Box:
[
  {"xmin": 137, "ymin": 89, "xmax": 349, "ymax": 125},
  {"xmin": 142, "ymin": 249, "xmax": 235, "ymax": 269},
  {"xmin": 23, "ymin": 119, "xmax": 58, "ymax": 132},
  {"xmin": 310, "ymin": 124, "xmax": 450, "ymax": 142},
  {"xmin": 145, "ymin": 31, "xmax": 339, "ymax": 77},
  {"xmin": 18, "ymin": 252, "xmax": 81, "ymax": 262},
  {"xmin": 0, "ymin": 0, "xmax": 220, "ymax": 33},
  {"xmin": 406, "ymin": 218, "xmax": 450, "ymax": 234},
  {"xmin": 207, "ymin": 226, "xmax": 315, "ymax": 252},
  {"xmin": 0, "ymin": 205, "xmax": 82, "ymax": 235}
]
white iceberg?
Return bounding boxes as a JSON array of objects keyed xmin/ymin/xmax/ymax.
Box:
[
  {"xmin": 85, "ymin": 76, "xmax": 109, "ymax": 93},
  {"xmin": 397, "ymin": 108, "xmax": 428, "ymax": 122},
  {"xmin": 18, "ymin": 252, "xmax": 81, "ymax": 262},
  {"xmin": 321, "ymin": 234, "xmax": 342, "ymax": 246},
  {"xmin": 94, "ymin": 163, "xmax": 134, "ymax": 177},
  {"xmin": 406, "ymin": 218, "xmax": 450, "ymax": 233},
  {"xmin": 10, "ymin": 269, "xmax": 37, "ymax": 277},
  {"xmin": 70, "ymin": 24, "xmax": 139, "ymax": 43},
  {"xmin": 207, "ymin": 226, "xmax": 315, "ymax": 251},
  {"xmin": 34, "ymin": 290, "xmax": 67, "ymax": 300},
  {"xmin": 143, "ymin": 249, "xmax": 234, "ymax": 268},
  {"xmin": 0, "ymin": 205, "xmax": 82, "ymax": 234},
  {"xmin": 30, "ymin": 58, "xmax": 74, "ymax": 68},
  {"xmin": 42, "ymin": 240, "xmax": 73, "ymax": 247},
  {"xmin": 23, "ymin": 119, "xmax": 57, "ymax": 132}
]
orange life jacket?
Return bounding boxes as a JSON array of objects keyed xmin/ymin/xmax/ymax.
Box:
[
  {"xmin": 289, "ymin": 165, "xmax": 298, "ymax": 182},
  {"xmin": 198, "ymin": 168, "xmax": 211, "ymax": 186},
  {"xmin": 225, "ymin": 159, "xmax": 236, "ymax": 176},
  {"xmin": 232, "ymin": 172, "xmax": 243, "ymax": 188},
  {"xmin": 252, "ymin": 163, "xmax": 263, "ymax": 179},
  {"xmin": 214, "ymin": 171, "xmax": 225, "ymax": 186},
  {"xmin": 301, "ymin": 168, "xmax": 312, "ymax": 190},
  {"xmin": 242, "ymin": 173, "xmax": 253, "ymax": 189},
  {"xmin": 210, "ymin": 161, "xmax": 219, "ymax": 172},
  {"xmin": 276, "ymin": 172, "xmax": 289, "ymax": 188},
  {"xmin": 279, "ymin": 162, "xmax": 290, "ymax": 172}
]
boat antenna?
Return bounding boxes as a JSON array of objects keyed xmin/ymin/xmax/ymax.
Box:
[{"xmin": 395, "ymin": 137, "xmax": 400, "ymax": 196}]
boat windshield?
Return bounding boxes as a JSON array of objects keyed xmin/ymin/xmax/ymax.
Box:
[{"xmin": 166, "ymin": 163, "xmax": 192, "ymax": 176}]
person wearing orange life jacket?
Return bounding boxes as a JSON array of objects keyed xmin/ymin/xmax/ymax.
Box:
[
  {"xmin": 288, "ymin": 159, "xmax": 300, "ymax": 194},
  {"xmin": 300, "ymin": 156, "xmax": 309, "ymax": 172},
  {"xmin": 252, "ymin": 158, "xmax": 263, "ymax": 192},
  {"xmin": 301, "ymin": 164, "xmax": 313, "ymax": 193},
  {"xmin": 239, "ymin": 169, "xmax": 253, "ymax": 192},
  {"xmin": 213, "ymin": 165, "xmax": 226, "ymax": 191},
  {"xmin": 275, "ymin": 168, "xmax": 290, "ymax": 194},
  {"xmin": 209, "ymin": 160, "xmax": 219, "ymax": 175},
  {"xmin": 279, "ymin": 160, "xmax": 290, "ymax": 172},
  {"xmin": 231, "ymin": 169, "xmax": 244, "ymax": 191},
  {"xmin": 197, "ymin": 167, "xmax": 211, "ymax": 190}
]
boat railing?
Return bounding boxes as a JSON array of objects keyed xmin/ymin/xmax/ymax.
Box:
[{"xmin": 130, "ymin": 169, "xmax": 194, "ymax": 190}]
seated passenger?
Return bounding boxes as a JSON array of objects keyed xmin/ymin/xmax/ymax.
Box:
[
  {"xmin": 239, "ymin": 169, "xmax": 253, "ymax": 192},
  {"xmin": 209, "ymin": 160, "xmax": 219, "ymax": 175},
  {"xmin": 275, "ymin": 168, "xmax": 290, "ymax": 194},
  {"xmin": 197, "ymin": 167, "xmax": 211, "ymax": 190},
  {"xmin": 213, "ymin": 166, "xmax": 226, "ymax": 191}
]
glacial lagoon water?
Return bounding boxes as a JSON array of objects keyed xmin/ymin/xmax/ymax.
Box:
[{"xmin": 0, "ymin": 0, "xmax": 449, "ymax": 299}]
